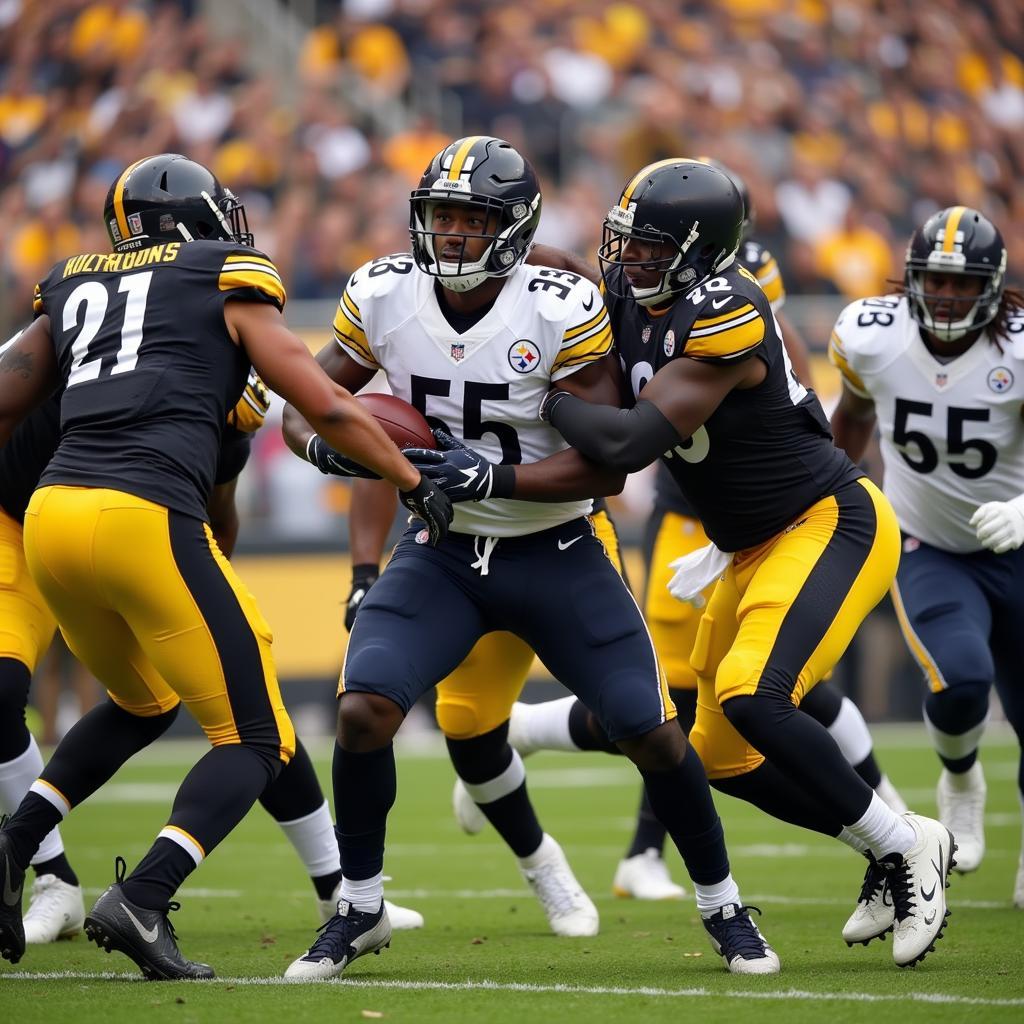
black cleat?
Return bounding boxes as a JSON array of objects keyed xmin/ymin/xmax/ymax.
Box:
[
  {"xmin": 0, "ymin": 829, "xmax": 26, "ymax": 964},
  {"xmin": 702, "ymin": 903, "xmax": 781, "ymax": 975},
  {"xmin": 83, "ymin": 857, "xmax": 215, "ymax": 981}
]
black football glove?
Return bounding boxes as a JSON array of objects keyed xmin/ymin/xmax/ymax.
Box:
[
  {"xmin": 306, "ymin": 434, "xmax": 381, "ymax": 479},
  {"xmin": 403, "ymin": 430, "xmax": 515, "ymax": 503},
  {"xmin": 399, "ymin": 474, "xmax": 453, "ymax": 546},
  {"xmin": 344, "ymin": 563, "xmax": 379, "ymax": 632}
]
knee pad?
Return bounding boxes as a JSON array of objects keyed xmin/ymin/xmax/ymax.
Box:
[
  {"xmin": 924, "ymin": 680, "xmax": 990, "ymax": 737},
  {"xmin": 436, "ymin": 694, "xmax": 503, "ymax": 740}
]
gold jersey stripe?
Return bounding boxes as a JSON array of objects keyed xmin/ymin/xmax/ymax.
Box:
[
  {"xmin": 560, "ymin": 316, "xmax": 612, "ymax": 355},
  {"xmin": 334, "ymin": 329, "xmax": 380, "ymax": 368},
  {"xmin": 827, "ymin": 331, "xmax": 869, "ymax": 396},
  {"xmin": 755, "ymin": 259, "xmax": 785, "ymax": 306},
  {"xmin": 552, "ymin": 323, "xmax": 613, "ymax": 370},
  {"xmin": 685, "ymin": 313, "xmax": 764, "ymax": 359},
  {"xmin": 111, "ymin": 157, "xmax": 150, "ymax": 242},
  {"xmin": 340, "ymin": 288, "xmax": 363, "ymax": 328},
  {"xmin": 692, "ymin": 302, "xmax": 756, "ymax": 330},
  {"xmin": 562, "ymin": 307, "xmax": 608, "ymax": 343},
  {"xmin": 620, "ymin": 158, "xmax": 682, "ymax": 207},
  {"xmin": 32, "ymin": 282, "xmax": 43, "ymax": 314},
  {"xmin": 448, "ymin": 136, "xmax": 484, "ymax": 180},
  {"xmin": 332, "ymin": 303, "xmax": 375, "ymax": 364},
  {"xmin": 942, "ymin": 206, "xmax": 967, "ymax": 253},
  {"xmin": 225, "ymin": 253, "xmax": 278, "ymax": 269},
  {"xmin": 218, "ymin": 267, "xmax": 286, "ymax": 307}
]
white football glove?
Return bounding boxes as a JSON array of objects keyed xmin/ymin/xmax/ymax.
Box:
[{"xmin": 969, "ymin": 495, "xmax": 1024, "ymax": 554}]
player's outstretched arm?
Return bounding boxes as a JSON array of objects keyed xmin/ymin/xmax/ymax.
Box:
[
  {"xmin": 830, "ymin": 385, "xmax": 877, "ymax": 464},
  {"xmin": 0, "ymin": 318, "xmax": 58, "ymax": 447},
  {"xmin": 544, "ymin": 355, "xmax": 756, "ymax": 473},
  {"xmin": 226, "ymin": 301, "xmax": 418, "ymax": 492}
]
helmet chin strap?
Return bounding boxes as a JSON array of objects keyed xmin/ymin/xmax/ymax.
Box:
[{"xmin": 437, "ymin": 266, "xmax": 490, "ymax": 292}]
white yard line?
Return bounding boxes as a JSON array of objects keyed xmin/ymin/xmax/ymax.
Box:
[{"xmin": 2, "ymin": 972, "xmax": 1022, "ymax": 1007}]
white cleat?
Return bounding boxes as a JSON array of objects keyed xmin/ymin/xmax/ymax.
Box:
[
  {"xmin": 23, "ymin": 874, "xmax": 85, "ymax": 944},
  {"xmin": 286, "ymin": 900, "xmax": 391, "ymax": 981},
  {"xmin": 612, "ymin": 849, "xmax": 687, "ymax": 900},
  {"xmin": 518, "ymin": 834, "xmax": 599, "ymax": 937},
  {"xmin": 842, "ymin": 854, "xmax": 894, "ymax": 946},
  {"xmin": 318, "ymin": 883, "xmax": 423, "ymax": 930},
  {"xmin": 936, "ymin": 763, "xmax": 986, "ymax": 872},
  {"xmin": 875, "ymin": 775, "xmax": 909, "ymax": 815},
  {"xmin": 452, "ymin": 778, "xmax": 487, "ymax": 835},
  {"xmin": 884, "ymin": 813, "xmax": 956, "ymax": 968},
  {"xmin": 702, "ymin": 904, "xmax": 781, "ymax": 975}
]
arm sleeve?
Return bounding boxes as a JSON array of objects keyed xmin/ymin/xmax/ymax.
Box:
[{"xmin": 547, "ymin": 393, "xmax": 683, "ymax": 474}]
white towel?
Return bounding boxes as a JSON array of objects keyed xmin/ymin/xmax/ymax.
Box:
[{"xmin": 667, "ymin": 543, "xmax": 733, "ymax": 605}]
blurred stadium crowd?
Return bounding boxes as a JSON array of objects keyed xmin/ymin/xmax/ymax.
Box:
[{"xmin": 2, "ymin": 0, "xmax": 1023, "ymax": 337}]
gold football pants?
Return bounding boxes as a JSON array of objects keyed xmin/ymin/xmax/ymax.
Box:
[
  {"xmin": 0, "ymin": 507, "xmax": 56, "ymax": 671},
  {"xmin": 24, "ymin": 486, "xmax": 294, "ymax": 761}
]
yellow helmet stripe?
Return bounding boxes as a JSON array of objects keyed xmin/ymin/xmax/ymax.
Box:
[
  {"xmin": 448, "ymin": 136, "xmax": 484, "ymax": 180},
  {"xmin": 942, "ymin": 206, "xmax": 967, "ymax": 254},
  {"xmin": 620, "ymin": 158, "xmax": 684, "ymax": 207},
  {"xmin": 112, "ymin": 157, "xmax": 150, "ymax": 241}
]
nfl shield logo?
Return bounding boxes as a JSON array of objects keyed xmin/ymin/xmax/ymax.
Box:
[
  {"xmin": 935, "ymin": 372, "xmax": 947, "ymax": 388},
  {"xmin": 451, "ymin": 343, "xmax": 465, "ymax": 363},
  {"xmin": 641, "ymin": 326, "xmax": 652, "ymax": 344}
]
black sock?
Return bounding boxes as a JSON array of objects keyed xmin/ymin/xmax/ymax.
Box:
[
  {"xmin": 121, "ymin": 838, "xmax": 199, "ymax": 910},
  {"xmin": 940, "ymin": 751, "xmax": 978, "ymax": 774},
  {"xmin": 33, "ymin": 852, "xmax": 79, "ymax": 887},
  {"xmin": 259, "ymin": 737, "xmax": 324, "ymax": 821},
  {"xmin": 640, "ymin": 743, "xmax": 728, "ymax": 886},
  {"xmin": 0, "ymin": 658, "xmax": 31, "ymax": 761},
  {"xmin": 312, "ymin": 870, "xmax": 344, "ymax": 901},
  {"xmin": 333, "ymin": 742, "xmax": 395, "ymax": 880},
  {"xmin": 852, "ymin": 752, "xmax": 883, "ymax": 789},
  {"xmin": 712, "ymin": 762, "xmax": 843, "ymax": 837},
  {"xmin": 2, "ymin": 793, "xmax": 63, "ymax": 870},
  {"xmin": 625, "ymin": 788, "xmax": 667, "ymax": 859},
  {"xmin": 447, "ymin": 729, "xmax": 543, "ymax": 858}
]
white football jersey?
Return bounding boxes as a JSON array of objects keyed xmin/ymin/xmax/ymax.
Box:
[
  {"xmin": 333, "ymin": 254, "xmax": 613, "ymax": 537},
  {"xmin": 830, "ymin": 294, "xmax": 1024, "ymax": 552}
]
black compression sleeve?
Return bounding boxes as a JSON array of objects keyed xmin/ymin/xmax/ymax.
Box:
[{"xmin": 546, "ymin": 393, "xmax": 683, "ymax": 473}]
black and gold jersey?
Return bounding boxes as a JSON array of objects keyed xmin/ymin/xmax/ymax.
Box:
[
  {"xmin": 32, "ymin": 239, "xmax": 283, "ymax": 520},
  {"xmin": 0, "ymin": 395, "xmax": 61, "ymax": 523},
  {"xmin": 607, "ymin": 262, "xmax": 858, "ymax": 551},
  {"xmin": 652, "ymin": 237, "xmax": 787, "ymax": 519}
]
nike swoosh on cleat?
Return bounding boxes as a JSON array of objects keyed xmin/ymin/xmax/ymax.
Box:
[
  {"xmin": 557, "ymin": 536, "xmax": 583, "ymax": 551},
  {"xmin": 120, "ymin": 903, "xmax": 159, "ymax": 943},
  {"xmin": 923, "ymin": 909, "xmax": 936, "ymax": 926},
  {"xmin": 1, "ymin": 864, "xmax": 18, "ymax": 907},
  {"xmin": 920, "ymin": 881, "xmax": 936, "ymax": 902}
]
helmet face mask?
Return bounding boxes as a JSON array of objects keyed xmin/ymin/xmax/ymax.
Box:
[
  {"xmin": 410, "ymin": 136, "xmax": 541, "ymax": 292},
  {"xmin": 104, "ymin": 153, "xmax": 253, "ymax": 253},
  {"xmin": 904, "ymin": 206, "xmax": 1006, "ymax": 343},
  {"xmin": 599, "ymin": 160, "xmax": 743, "ymax": 308}
]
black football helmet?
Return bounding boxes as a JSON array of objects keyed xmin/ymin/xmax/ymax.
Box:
[
  {"xmin": 599, "ymin": 159, "xmax": 744, "ymax": 306},
  {"xmin": 410, "ymin": 136, "xmax": 541, "ymax": 292},
  {"xmin": 697, "ymin": 157, "xmax": 752, "ymax": 238},
  {"xmin": 904, "ymin": 206, "xmax": 1006, "ymax": 342},
  {"xmin": 103, "ymin": 153, "xmax": 252, "ymax": 253}
]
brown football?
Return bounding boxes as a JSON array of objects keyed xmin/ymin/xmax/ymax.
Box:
[{"xmin": 356, "ymin": 392, "xmax": 436, "ymax": 450}]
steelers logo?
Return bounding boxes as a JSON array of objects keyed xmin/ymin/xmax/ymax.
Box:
[
  {"xmin": 988, "ymin": 366, "xmax": 1014, "ymax": 393},
  {"xmin": 508, "ymin": 339, "xmax": 541, "ymax": 373}
]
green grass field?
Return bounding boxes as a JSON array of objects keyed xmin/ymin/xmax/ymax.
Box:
[{"xmin": 3, "ymin": 725, "xmax": 1023, "ymax": 1023}]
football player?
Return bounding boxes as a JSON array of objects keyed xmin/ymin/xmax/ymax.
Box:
[
  {"xmin": 490, "ymin": 162, "xmax": 906, "ymax": 903},
  {"xmin": 0, "ymin": 362, "xmax": 422, "ymax": 943},
  {"xmin": 0, "ymin": 153, "xmax": 448, "ymax": 979},
  {"xmin": 830, "ymin": 207, "xmax": 1024, "ymax": 905},
  {"xmin": 282, "ymin": 137, "xmax": 779, "ymax": 979},
  {"xmin": 529, "ymin": 159, "xmax": 954, "ymax": 968}
]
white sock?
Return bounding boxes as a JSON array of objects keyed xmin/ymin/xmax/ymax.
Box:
[
  {"xmin": 339, "ymin": 871, "xmax": 383, "ymax": 913},
  {"xmin": 828, "ymin": 697, "xmax": 873, "ymax": 766},
  {"xmin": 924, "ymin": 707, "xmax": 989, "ymax": 762},
  {"xmin": 517, "ymin": 832, "xmax": 555, "ymax": 868},
  {"xmin": 694, "ymin": 873, "xmax": 741, "ymax": 916},
  {"xmin": 847, "ymin": 793, "xmax": 915, "ymax": 860},
  {"xmin": 275, "ymin": 800, "xmax": 341, "ymax": 879},
  {"xmin": 837, "ymin": 827, "xmax": 869, "ymax": 855},
  {"xmin": 512, "ymin": 696, "xmax": 581, "ymax": 753},
  {"xmin": 0, "ymin": 737, "xmax": 66, "ymax": 865}
]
